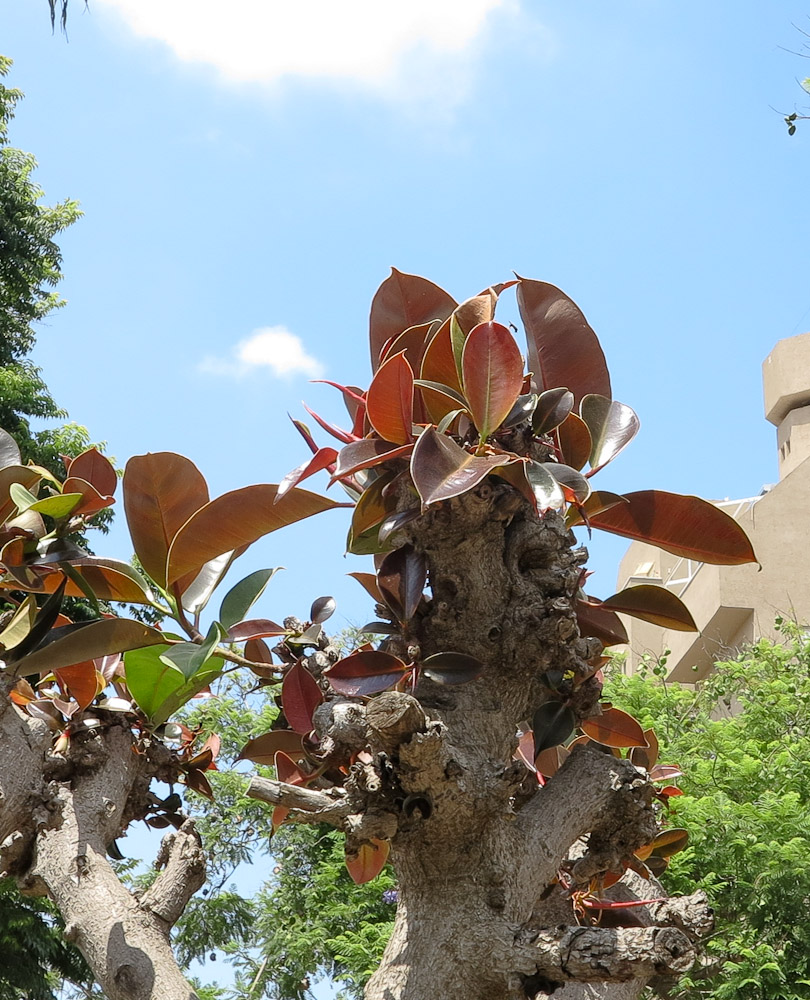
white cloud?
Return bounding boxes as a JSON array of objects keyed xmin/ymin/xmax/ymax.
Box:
[
  {"xmin": 199, "ymin": 326, "xmax": 324, "ymax": 379},
  {"xmin": 95, "ymin": 0, "xmax": 511, "ymax": 90}
]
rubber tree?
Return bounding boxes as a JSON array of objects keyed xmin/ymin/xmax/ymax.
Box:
[{"xmin": 0, "ymin": 272, "xmax": 756, "ymax": 1000}]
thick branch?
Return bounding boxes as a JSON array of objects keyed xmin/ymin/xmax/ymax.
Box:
[
  {"xmin": 140, "ymin": 820, "xmax": 206, "ymax": 926},
  {"xmin": 516, "ymin": 747, "xmax": 656, "ymax": 895},
  {"xmin": 524, "ymin": 926, "xmax": 695, "ymax": 983},
  {"xmin": 246, "ymin": 776, "xmax": 350, "ymax": 825}
]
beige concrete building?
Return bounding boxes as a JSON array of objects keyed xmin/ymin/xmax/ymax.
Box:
[{"xmin": 617, "ymin": 331, "xmax": 810, "ymax": 682}]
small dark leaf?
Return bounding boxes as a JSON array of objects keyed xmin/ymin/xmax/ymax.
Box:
[
  {"xmin": 310, "ymin": 596, "xmax": 336, "ymax": 623},
  {"xmin": 358, "ymin": 622, "xmax": 401, "ymax": 635},
  {"xmin": 324, "ymin": 650, "xmax": 411, "ymax": 696},
  {"xmin": 281, "ymin": 661, "xmax": 324, "ymax": 734},
  {"xmin": 531, "ymin": 702, "xmax": 576, "ymax": 758},
  {"xmin": 501, "ymin": 393, "xmax": 538, "ymax": 428},
  {"xmin": 237, "ymin": 730, "xmax": 307, "ymax": 765},
  {"xmin": 576, "ymin": 598, "xmax": 629, "ymax": 647},
  {"xmin": 378, "ymin": 507, "xmax": 421, "ymax": 544},
  {"xmin": 420, "ymin": 651, "xmax": 483, "ymax": 685},
  {"xmin": 376, "ymin": 544, "xmax": 427, "ymax": 622},
  {"xmin": 532, "ymin": 387, "xmax": 574, "ymax": 434}
]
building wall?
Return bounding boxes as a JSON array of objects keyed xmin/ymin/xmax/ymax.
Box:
[{"xmin": 615, "ymin": 331, "xmax": 810, "ymax": 680}]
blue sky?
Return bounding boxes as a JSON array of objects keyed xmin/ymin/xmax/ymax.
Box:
[{"xmin": 4, "ymin": 0, "xmax": 810, "ymax": 623}]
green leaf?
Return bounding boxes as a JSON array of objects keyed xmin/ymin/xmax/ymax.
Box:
[
  {"xmin": 219, "ymin": 568, "xmax": 281, "ymax": 630},
  {"xmin": 25, "ymin": 492, "xmax": 83, "ymax": 519},
  {"xmin": 15, "ymin": 617, "xmax": 165, "ymax": 676},
  {"xmin": 0, "ymin": 595, "xmax": 36, "ymax": 650},
  {"xmin": 125, "ymin": 643, "xmax": 223, "ymax": 726},
  {"xmin": 160, "ymin": 621, "xmax": 226, "ymax": 679},
  {"xmin": 9, "ymin": 481, "xmax": 39, "ymax": 513}
]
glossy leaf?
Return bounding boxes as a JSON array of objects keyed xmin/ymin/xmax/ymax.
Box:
[
  {"xmin": 516, "ymin": 278, "xmax": 611, "ymax": 404},
  {"xmin": 350, "ymin": 471, "xmax": 397, "ymax": 538},
  {"xmin": 181, "ymin": 548, "xmax": 248, "ymax": 615},
  {"xmin": 228, "ymin": 619, "xmax": 287, "ymax": 642},
  {"xmin": 580, "ymin": 395, "xmax": 640, "ymax": 473},
  {"xmin": 67, "ymin": 448, "xmax": 118, "ymax": 498},
  {"xmin": 376, "ymin": 544, "xmax": 427, "ymax": 622},
  {"xmin": 419, "ymin": 322, "xmax": 464, "ymax": 421},
  {"xmin": 525, "ymin": 462, "xmax": 565, "ymax": 511},
  {"xmin": 366, "ymin": 352, "xmax": 415, "ymax": 446},
  {"xmin": 576, "ymin": 597, "xmax": 630, "ymax": 646},
  {"xmin": 599, "ymin": 584, "xmax": 697, "ymax": 631},
  {"xmin": 588, "ymin": 490, "xmax": 758, "ymax": 565},
  {"xmin": 543, "ymin": 463, "xmax": 591, "ymax": 504},
  {"xmin": 282, "ymin": 661, "xmax": 324, "ymax": 734},
  {"xmin": 334, "ymin": 440, "xmax": 413, "ymax": 480},
  {"xmin": 649, "ymin": 828, "xmax": 689, "ymax": 858},
  {"xmin": 0, "ymin": 595, "xmax": 36, "ymax": 650},
  {"xmin": 345, "ymin": 838, "xmax": 390, "ymax": 885},
  {"xmin": 244, "ymin": 638, "xmax": 275, "ymax": 677},
  {"xmin": 347, "ymin": 571, "xmax": 385, "ymax": 605},
  {"xmin": 556, "ymin": 413, "xmax": 592, "ymax": 471},
  {"xmin": 533, "ymin": 388, "xmax": 574, "ymax": 434},
  {"xmin": 218, "ymin": 568, "xmax": 281, "ymax": 631},
  {"xmin": 160, "ymin": 621, "xmax": 225, "ymax": 679},
  {"xmin": 410, "ymin": 427, "xmax": 514, "ymax": 507},
  {"xmin": 566, "ymin": 491, "xmax": 629, "ymax": 529},
  {"xmin": 379, "ymin": 321, "xmax": 438, "ymax": 374},
  {"xmin": 237, "ymin": 730, "xmax": 307, "ymax": 765},
  {"xmin": 55, "ymin": 661, "xmax": 102, "ymax": 711},
  {"xmin": 1, "ymin": 579, "xmax": 67, "ymax": 662},
  {"xmin": 17, "ymin": 618, "xmax": 165, "ymax": 677},
  {"xmin": 124, "ymin": 453, "xmax": 210, "ymax": 588},
  {"xmin": 532, "ymin": 702, "xmax": 576, "ymax": 757},
  {"xmin": 311, "ymin": 380, "xmax": 366, "ymax": 424},
  {"xmin": 461, "ymin": 322, "xmax": 525, "ymax": 441},
  {"xmin": 21, "ymin": 491, "xmax": 83, "ymax": 519},
  {"xmin": 276, "ymin": 448, "xmax": 338, "ymax": 503},
  {"xmin": 649, "ymin": 764, "xmax": 684, "ymax": 783},
  {"xmin": 166, "ymin": 485, "xmax": 342, "ymax": 586},
  {"xmin": 60, "ymin": 477, "xmax": 115, "ymax": 516},
  {"xmin": 124, "ymin": 643, "xmax": 223, "ymax": 726},
  {"xmin": 0, "ymin": 466, "xmax": 42, "ymax": 524},
  {"xmin": 324, "ymin": 650, "xmax": 411, "ymax": 696},
  {"xmin": 580, "ymin": 707, "xmax": 647, "ymax": 748},
  {"xmin": 0, "ymin": 429, "xmax": 21, "ymax": 471},
  {"xmin": 378, "ymin": 507, "xmax": 421, "ymax": 545},
  {"xmin": 420, "ymin": 651, "xmax": 483, "ymax": 685},
  {"xmin": 310, "ymin": 596, "xmax": 336, "ymax": 624},
  {"xmin": 414, "ymin": 379, "xmax": 469, "ymax": 424},
  {"xmin": 369, "ymin": 268, "xmax": 456, "ymax": 371}
]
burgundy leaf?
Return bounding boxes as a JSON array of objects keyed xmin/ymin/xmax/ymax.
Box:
[
  {"xmin": 516, "ymin": 278, "xmax": 611, "ymax": 404},
  {"xmin": 324, "ymin": 650, "xmax": 411, "ymax": 696},
  {"xmin": 366, "ymin": 352, "xmax": 415, "ymax": 446},
  {"xmin": 576, "ymin": 598, "xmax": 629, "ymax": 647},
  {"xmin": 281, "ymin": 661, "xmax": 324, "ymax": 734},
  {"xmin": 599, "ymin": 584, "xmax": 697, "ymax": 632},
  {"xmin": 275, "ymin": 448, "xmax": 338, "ymax": 503},
  {"xmin": 410, "ymin": 427, "xmax": 515, "ymax": 507},
  {"xmin": 461, "ymin": 322, "xmax": 525, "ymax": 442},
  {"xmin": 369, "ymin": 268, "xmax": 456, "ymax": 372},
  {"xmin": 376, "ymin": 544, "xmax": 427, "ymax": 622},
  {"xmin": 334, "ymin": 440, "xmax": 413, "ymax": 481}
]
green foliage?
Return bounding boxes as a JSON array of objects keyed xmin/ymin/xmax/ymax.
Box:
[
  {"xmin": 605, "ymin": 626, "xmax": 810, "ymax": 1000},
  {"xmin": 0, "ymin": 880, "xmax": 92, "ymax": 1000}
]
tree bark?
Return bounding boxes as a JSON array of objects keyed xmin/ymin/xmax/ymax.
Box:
[{"xmin": 0, "ymin": 674, "xmax": 201, "ymax": 1000}]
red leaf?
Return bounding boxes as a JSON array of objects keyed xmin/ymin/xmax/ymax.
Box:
[
  {"xmin": 275, "ymin": 448, "xmax": 338, "ymax": 503},
  {"xmin": 461, "ymin": 322, "xmax": 525, "ymax": 441},
  {"xmin": 67, "ymin": 448, "xmax": 117, "ymax": 498},
  {"xmin": 581, "ymin": 707, "xmax": 647, "ymax": 748},
  {"xmin": 61, "ymin": 478, "xmax": 115, "ymax": 517},
  {"xmin": 345, "ymin": 838, "xmax": 390, "ymax": 884},
  {"xmin": 55, "ymin": 661, "xmax": 101, "ymax": 711},
  {"xmin": 516, "ymin": 278, "xmax": 611, "ymax": 405},
  {"xmin": 281, "ymin": 661, "xmax": 324, "ymax": 734},
  {"xmin": 376, "ymin": 544, "xmax": 427, "ymax": 622},
  {"xmin": 409, "ymin": 427, "xmax": 515, "ymax": 507},
  {"xmin": 599, "ymin": 584, "xmax": 697, "ymax": 632},
  {"xmin": 658, "ymin": 785, "xmax": 683, "ymax": 798},
  {"xmin": 555, "ymin": 413, "xmax": 592, "ymax": 471},
  {"xmin": 419, "ymin": 322, "xmax": 464, "ymax": 421},
  {"xmin": 369, "ymin": 268, "xmax": 456, "ymax": 372},
  {"xmin": 649, "ymin": 764, "xmax": 684, "ymax": 782},
  {"xmin": 123, "ymin": 453, "xmax": 210, "ymax": 588},
  {"xmin": 366, "ymin": 352, "xmax": 415, "ymax": 446},
  {"xmin": 347, "ymin": 571, "xmax": 385, "ymax": 605},
  {"xmin": 184, "ymin": 768, "xmax": 214, "ymax": 800},
  {"xmin": 576, "ymin": 598, "xmax": 629, "ymax": 647},
  {"xmin": 324, "ymin": 650, "xmax": 411, "ymax": 696},
  {"xmin": 302, "ymin": 404, "xmax": 358, "ymax": 444},
  {"xmin": 588, "ymin": 490, "xmax": 758, "ymax": 565},
  {"xmin": 566, "ymin": 491, "xmax": 629, "ymax": 528},
  {"xmin": 311, "ymin": 381, "xmax": 366, "ymax": 423},
  {"xmin": 166, "ymin": 485, "xmax": 343, "ymax": 586},
  {"xmin": 237, "ymin": 730, "xmax": 306, "ymax": 765},
  {"xmin": 333, "ymin": 440, "xmax": 413, "ymax": 480},
  {"xmin": 228, "ymin": 619, "xmax": 287, "ymax": 641},
  {"xmin": 378, "ymin": 321, "xmax": 438, "ymax": 375}
]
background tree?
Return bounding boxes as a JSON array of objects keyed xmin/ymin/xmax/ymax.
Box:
[{"xmin": 605, "ymin": 627, "xmax": 810, "ymax": 1000}]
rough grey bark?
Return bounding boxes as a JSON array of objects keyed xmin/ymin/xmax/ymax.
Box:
[
  {"xmin": 249, "ymin": 485, "xmax": 712, "ymax": 1000},
  {"xmin": 0, "ymin": 674, "xmax": 201, "ymax": 1000}
]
